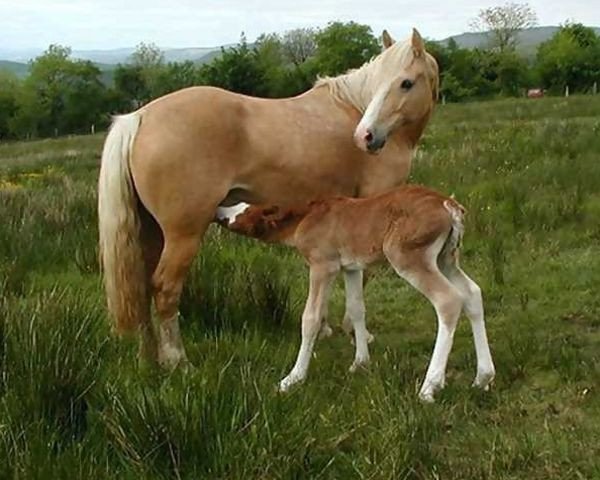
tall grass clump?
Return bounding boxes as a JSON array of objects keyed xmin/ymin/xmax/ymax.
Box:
[
  {"xmin": 0, "ymin": 288, "xmax": 108, "ymax": 445},
  {"xmin": 180, "ymin": 230, "xmax": 300, "ymax": 337}
]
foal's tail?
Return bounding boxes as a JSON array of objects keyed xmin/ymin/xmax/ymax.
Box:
[
  {"xmin": 441, "ymin": 199, "xmax": 466, "ymax": 262},
  {"xmin": 98, "ymin": 113, "xmax": 148, "ymax": 334}
]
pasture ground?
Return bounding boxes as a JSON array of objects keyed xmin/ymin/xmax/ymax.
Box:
[{"xmin": 1, "ymin": 96, "xmax": 599, "ymax": 479}]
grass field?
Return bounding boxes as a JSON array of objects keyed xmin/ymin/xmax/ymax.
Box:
[{"xmin": 1, "ymin": 95, "xmax": 599, "ymax": 479}]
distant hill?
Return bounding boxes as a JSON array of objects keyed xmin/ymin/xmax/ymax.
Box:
[
  {"xmin": 0, "ymin": 60, "xmax": 29, "ymax": 77},
  {"xmin": 439, "ymin": 26, "xmax": 600, "ymax": 57},
  {"xmin": 2, "ymin": 26, "xmax": 599, "ymax": 79},
  {"xmin": 0, "ymin": 60, "xmax": 116, "ymax": 84},
  {"xmin": 70, "ymin": 46, "xmax": 226, "ymax": 64},
  {"xmin": 0, "ymin": 45, "xmax": 231, "ymax": 66},
  {"xmin": 0, "ymin": 44, "xmax": 237, "ymax": 84}
]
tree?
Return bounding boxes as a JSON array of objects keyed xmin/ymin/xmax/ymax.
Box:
[
  {"xmin": 470, "ymin": 2, "xmax": 538, "ymax": 52},
  {"xmin": 476, "ymin": 49, "xmax": 530, "ymax": 96},
  {"xmin": 253, "ymin": 33, "xmax": 314, "ymax": 97},
  {"xmin": 10, "ymin": 45, "xmax": 108, "ymax": 137},
  {"xmin": 129, "ymin": 42, "xmax": 166, "ymax": 100},
  {"xmin": 431, "ymin": 39, "xmax": 531, "ymax": 101},
  {"xmin": 0, "ymin": 71, "xmax": 20, "ymax": 138},
  {"xmin": 253, "ymin": 33, "xmax": 286, "ymax": 95},
  {"xmin": 312, "ymin": 21, "xmax": 379, "ymax": 76},
  {"xmin": 282, "ymin": 28, "xmax": 317, "ymax": 66},
  {"xmin": 536, "ymin": 23, "xmax": 600, "ymax": 93},
  {"xmin": 60, "ymin": 60, "xmax": 107, "ymax": 132},
  {"xmin": 130, "ymin": 42, "xmax": 164, "ymax": 69},
  {"xmin": 154, "ymin": 61, "xmax": 199, "ymax": 97},
  {"xmin": 112, "ymin": 64, "xmax": 147, "ymax": 109},
  {"xmin": 198, "ymin": 34, "xmax": 267, "ymax": 96}
]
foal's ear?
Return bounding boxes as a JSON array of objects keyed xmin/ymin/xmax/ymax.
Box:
[
  {"xmin": 382, "ymin": 29, "xmax": 395, "ymax": 50},
  {"xmin": 411, "ymin": 28, "xmax": 425, "ymax": 57}
]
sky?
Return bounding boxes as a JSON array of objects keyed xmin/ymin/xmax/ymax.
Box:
[{"xmin": 1, "ymin": 0, "xmax": 599, "ymax": 52}]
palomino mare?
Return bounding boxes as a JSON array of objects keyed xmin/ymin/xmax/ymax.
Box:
[{"xmin": 98, "ymin": 29, "xmax": 439, "ymax": 368}]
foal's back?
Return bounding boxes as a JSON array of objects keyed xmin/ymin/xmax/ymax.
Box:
[{"xmin": 293, "ymin": 185, "xmax": 460, "ymax": 266}]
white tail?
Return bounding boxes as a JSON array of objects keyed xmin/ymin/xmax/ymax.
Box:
[
  {"xmin": 443, "ymin": 199, "xmax": 465, "ymax": 253},
  {"xmin": 98, "ymin": 113, "xmax": 149, "ymax": 333}
]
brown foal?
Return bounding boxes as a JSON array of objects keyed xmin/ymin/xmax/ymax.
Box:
[{"xmin": 216, "ymin": 185, "xmax": 495, "ymax": 402}]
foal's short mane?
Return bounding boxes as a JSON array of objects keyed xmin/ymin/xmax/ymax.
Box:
[{"xmin": 315, "ymin": 40, "xmax": 415, "ymax": 113}]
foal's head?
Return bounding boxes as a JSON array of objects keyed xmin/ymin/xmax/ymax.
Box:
[{"xmin": 354, "ymin": 29, "xmax": 439, "ymax": 153}]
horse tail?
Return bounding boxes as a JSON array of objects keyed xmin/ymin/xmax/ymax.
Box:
[
  {"xmin": 441, "ymin": 199, "xmax": 466, "ymax": 262},
  {"xmin": 98, "ymin": 113, "xmax": 149, "ymax": 334}
]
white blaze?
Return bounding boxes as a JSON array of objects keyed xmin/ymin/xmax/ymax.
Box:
[
  {"xmin": 216, "ymin": 202, "xmax": 251, "ymax": 226},
  {"xmin": 354, "ymin": 87, "xmax": 388, "ymax": 141}
]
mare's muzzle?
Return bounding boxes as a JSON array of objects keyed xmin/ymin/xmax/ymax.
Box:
[{"xmin": 365, "ymin": 130, "xmax": 386, "ymax": 153}]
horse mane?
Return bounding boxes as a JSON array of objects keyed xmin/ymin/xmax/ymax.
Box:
[
  {"xmin": 315, "ymin": 40, "xmax": 415, "ymax": 112},
  {"xmin": 315, "ymin": 37, "xmax": 439, "ymax": 112}
]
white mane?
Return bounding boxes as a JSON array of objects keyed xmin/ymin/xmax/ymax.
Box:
[{"xmin": 315, "ymin": 39, "xmax": 415, "ymax": 113}]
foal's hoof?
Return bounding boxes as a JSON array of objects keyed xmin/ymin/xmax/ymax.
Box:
[
  {"xmin": 418, "ymin": 391, "xmax": 436, "ymax": 403},
  {"xmin": 349, "ymin": 358, "xmax": 370, "ymax": 373},
  {"xmin": 278, "ymin": 375, "xmax": 302, "ymax": 393},
  {"xmin": 472, "ymin": 370, "xmax": 495, "ymax": 391},
  {"xmin": 419, "ymin": 392, "xmax": 435, "ymax": 403},
  {"xmin": 318, "ymin": 323, "xmax": 333, "ymax": 340},
  {"xmin": 418, "ymin": 379, "xmax": 444, "ymax": 403}
]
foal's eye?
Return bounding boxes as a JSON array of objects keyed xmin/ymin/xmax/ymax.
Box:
[{"xmin": 401, "ymin": 79, "xmax": 414, "ymax": 90}]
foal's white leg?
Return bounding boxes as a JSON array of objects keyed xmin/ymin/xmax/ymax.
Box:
[
  {"xmin": 279, "ymin": 266, "xmax": 337, "ymax": 392},
  {"xmin": 416, "ymin": 278, "xmax": 463, "ymax": 402},
  {"xmin": 318, "ymin": 301, "xmax": 333, "ymax": 340},
  {"xmin": 342, "ymin": 270, "xmax": 375, "ymax": 344},
  {"xmin": 387, "ymin": 246, "xmax": 463, "ymax": 402},
  {"xmin": 444, "ymin": 266, "xmax": 495, "ymax": 390},
  {"xmin": 344, "ymin": 270, "xmax": 371, "ymax": 372}
]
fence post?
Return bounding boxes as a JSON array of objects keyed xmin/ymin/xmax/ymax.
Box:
[
  {"xmin": 594, "ymin": 82, "xmax": 598, "ymax": 95},
  {"xmin": 564, "ymin": 85, "xmax": 569, "ymax": 98},
  {"xmin": 91, "ymin": 124, "xmax": 95, "ymax": 135}
]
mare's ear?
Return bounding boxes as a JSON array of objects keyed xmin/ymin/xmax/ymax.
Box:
[
  {"xmin": 382, "ymin": 29, "xmax": 395, "ymax": 50},
  {"xmin": 411, "ymin": 28, "xmax": 425, "ymax": 57}
]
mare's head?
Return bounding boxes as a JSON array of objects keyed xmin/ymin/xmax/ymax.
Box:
[{"xmin": 353, "ymin": 29, "xmax": 439, "ymax": 153}]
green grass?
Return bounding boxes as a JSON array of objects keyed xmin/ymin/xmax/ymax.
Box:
[{"xmin": 1, "ymin": 95, "xmax": 599, "ymax": 479}]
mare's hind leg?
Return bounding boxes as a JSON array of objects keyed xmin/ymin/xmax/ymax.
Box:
[
  {"xmin": 439, "ymin": 258, "xmax": 495, "ymax": 390},
  {"xmin": 137, "ymin": 208, "xmax": 164, "ymax": 364},
  {"xmin": 384, "ymin": 239, "xmax": 463, "ymax": 402},
  {"xmin": 152, "ymin": 230, "xmax": 205, "ymax": 370}
]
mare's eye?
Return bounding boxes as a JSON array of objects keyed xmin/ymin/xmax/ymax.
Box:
[{"xmin": 401, "ymin": 79, "xmax": 414, "ymax": 90}]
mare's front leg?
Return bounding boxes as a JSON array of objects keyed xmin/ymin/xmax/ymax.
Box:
[{"xmin": 279, "ymin": 264, "xmax": 338, "ymax": 392}]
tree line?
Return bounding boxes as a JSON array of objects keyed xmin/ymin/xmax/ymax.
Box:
[{"xmin": 0, "ymin": 19, "xmax": 599, "ymax": 140}]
